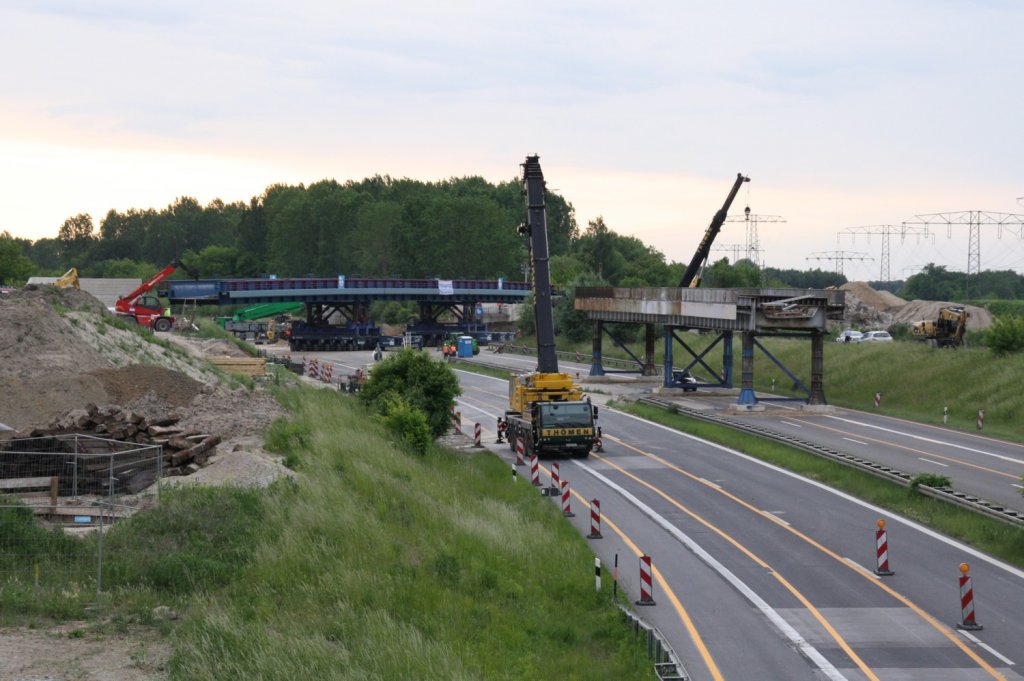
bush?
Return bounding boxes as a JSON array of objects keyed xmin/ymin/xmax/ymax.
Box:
[
  {"xmin": 358, "ymin": 349, "xmax": 461, "ymax": 437},
  {"xmin": 378, "ymin": 395, "xmax": 433, "ymax": 455},
  {"xmin": 910, "ymin": 473, "xmax": 952, "ymax": 490},
  {"xmin": 984, "ymin": 315, "xmax": 1024, "ymax": 355}
]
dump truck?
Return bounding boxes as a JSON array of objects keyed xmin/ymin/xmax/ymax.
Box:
[{"xmin": 502, "ymin": 155, "xmax": 598, "ymax": 458}]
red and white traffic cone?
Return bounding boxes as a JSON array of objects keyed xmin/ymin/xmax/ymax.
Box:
[
  {"xmin": 530, "ymin": 454, "xmax": 541, "ymax": 486},
  {"xmin": 957, "ymin": 563, "xmax": 983, "ymax": 630},
  {"xmin": 635, "ymin": 555, "xmax": 655, "ymax": 606},
  {"xmin": 473, "ymin": 422, "xmax": 482, "ymax": 448},
  {"xmin": 977, "ymin": 409, "xmax": 985, "ymax": 430},
  {"xmin": 495, "ymin": 418, "xmax": 505, "ymax": 444},
  {"xmin": 550, "ymin": 461, "xmax": 560, "ymax": 494},
  {"xmin": 588, "ymin": 499, "xmax": 602, "ymax": 539},
  {"xmin": 874, "ymin": 519, "xmax": 894, "ymax": 576},
  {"xmin": 515, "ymin": 437, "xmax": 525, "ymax": 466},
  {"xmin": 560, "ymin": 479, "xmax": 575, "ymax": 517},
  {"xmin": 575, "ymin": 351, "xmax": 581, "ymax": 362},
  {"xmin": 874, "ymin": 392, "xmax": 881, "ymax": 408},
  {"xmin": 452, "ymin": 410, "xmax": 462, "ymax": 435}
]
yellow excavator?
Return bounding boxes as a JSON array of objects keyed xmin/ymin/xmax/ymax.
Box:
[{"xmin": 54, "ymin": 268, "xmax": 80, "ymax": 289}]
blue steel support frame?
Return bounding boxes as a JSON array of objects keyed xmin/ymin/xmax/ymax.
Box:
[
  {"xmin": 663, "ymin": 329, "xmax": 734, "ymax": 390},
  {"xmin": 589, "ymin": 323, "xmax": 647, "ymax": 375},
  {"xmin": 751, "ymin": 335, "xmax": 812, "ymax": 403}
]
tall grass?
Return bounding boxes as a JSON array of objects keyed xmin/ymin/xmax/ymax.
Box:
[{"xmin": 162, "ymin": 388, "xmax": 654, "ymax": 680}]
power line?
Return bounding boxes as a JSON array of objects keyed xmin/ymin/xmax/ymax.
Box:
[
  {"xmin": 837, "ymin": 224, "xmax": 931, "ymax": 282},
  {"xmin": 806, "ymin": 251, "xmax": 873, "ymax": 276}
]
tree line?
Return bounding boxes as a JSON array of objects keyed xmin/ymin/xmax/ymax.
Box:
[{"xmin": 3, "ymin": 174, "xmax": 1024, "ymax": 310}]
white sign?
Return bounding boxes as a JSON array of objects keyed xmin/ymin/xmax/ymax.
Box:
[{"xmin": 438, "ymin": 280, "xmax": 454, "ymax": 295}]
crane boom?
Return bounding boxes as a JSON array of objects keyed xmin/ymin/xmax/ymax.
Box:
[
  {"xmin": 679, "ymin": 173, "xmax": 751, "ymax": 288},
  {"xmin": 521, "ymin": 155, "xmax": 559, "ymax": 374}
]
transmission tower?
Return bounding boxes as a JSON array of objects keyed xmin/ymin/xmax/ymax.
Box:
[
  {"xmin": 838, "ymin": 224, "xmax": 931, "ymax": 282},
  {"xmin": 902, "ymin": 211, "xmax": 1024, "ymax": 297},
  {"xmin": 725, "ymin": 207, "xmax": 786, "ymax": 267},
  {"xmin": 806, "ymin": 251, "xmax": 872, "ymax": 276},
  {"xmin": 711, "ymin": 243, "xmax": 755, "ymax": 263}
]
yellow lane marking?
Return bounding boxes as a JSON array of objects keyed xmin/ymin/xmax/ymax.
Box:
[
  {"xmin": 545, "ymin": 465, "xmax": 724, "ymax": 681},
  {"xmin": 603, "ymin": 435, "xmax": 1007, "ymax": 680},
  {"xmin": 788, "ymin": 418, "xmax": 1020, "ymax": 479},
  {"xmin": 593, "ymin": 448, "xmax": 880, "ymax": 681}
]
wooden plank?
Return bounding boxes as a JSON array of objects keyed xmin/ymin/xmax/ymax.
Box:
[
  {"xmin": 207, "ymin": 357, "xmax": 267, "ymax": 376},
  {"xmin": 0, "ymin": 476, "xmax": 54, "ymax": 491}
]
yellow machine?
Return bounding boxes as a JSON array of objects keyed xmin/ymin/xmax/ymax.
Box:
[
  {"xmin": 502, "ymin": 156, "xmax": 598, "ymax": 458},
  {"xmin": 911, "ymin": 306, "xmax": 968, "ymax": 348},
  {"xmin": 55, "ymin": 268, "xmax": 80, "ymax": 289}
]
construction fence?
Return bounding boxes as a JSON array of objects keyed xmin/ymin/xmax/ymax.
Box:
[{"xmin": 0, "ymin": 435, "xmax": 163, "ymax": 608}]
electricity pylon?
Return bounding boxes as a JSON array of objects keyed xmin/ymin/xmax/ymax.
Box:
[
  {"xmin": 838, "ymin": 224, "xmax": 931, "ymax": 282},
  {"xmin": 806, "ymin": 251, "xmax": 872, "ymax": 276}
]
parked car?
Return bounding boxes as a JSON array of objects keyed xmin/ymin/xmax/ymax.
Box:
[
  {"xmin": 861, "ymin": 330, "xmax": 894, "ymax": 343},
  {"xmin": 835, "ymin": 330, "xmax": 863, "ymax": 343}
]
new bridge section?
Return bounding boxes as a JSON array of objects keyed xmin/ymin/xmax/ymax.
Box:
[
  {"xmin": 164, "ymin": 276, "xmax": 532, "ymax": 306},
  {"xmin": 574, "ymin": 286, "xmax": 846, "ymax": 406}
]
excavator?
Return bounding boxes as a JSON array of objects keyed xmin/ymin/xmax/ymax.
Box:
[
  {"xmin": 114, "ymin": 258, "xmax": 198, "ymax": 332},
  {"xmin": 911, "ymin": 306, "xmax": 968, "ymax": 348},
  {"xmin": 54, "ymin": 268, "xmax": 80, "ymax": 289}
]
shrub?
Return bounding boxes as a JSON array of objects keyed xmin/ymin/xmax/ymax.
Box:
[
  {"xmin": 359, "ymin": 350, "xmax": 460, "ymax": 437},
  {"xmin": 984, "ymin": 315, "xmax": 1024, "ymax": 355},
  {"xmin": 378, "ymin": 394, "xmax": 433, "ymax": 455},
  {"xmin": 910, "ymin": 473, "xmax": 952, "ymax": 490}
]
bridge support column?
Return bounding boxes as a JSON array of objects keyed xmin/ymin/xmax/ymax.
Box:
[
  {"xmin": 642, "ymin": 324, "xmax": 657, "ymax": 376},
  {"xmin": 808, "ymin": 331, "xmax": 827, "ymax": 405},
  {"xmin": 589, "ymin": 320, "xmax": 605, "ymax": 376},
  {"xmin": 736, "ymin": 332, "xmax": 757, "ymax": 405},
  {"xmin": 722, "ymin": 330, "xmax": 734, "ymax": 388}
]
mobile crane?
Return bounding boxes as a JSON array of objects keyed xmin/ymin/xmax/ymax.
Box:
[
  {"xmin": 502, "ymin": 156, "xmax": 598, "ymax": 458},
  {"xmin": 114, "ymin": 258, "xmax": 198, "ymax": 332},
  {"xmin": 678, "ymin": 173, "xmax": 750, "ymax": 288}
]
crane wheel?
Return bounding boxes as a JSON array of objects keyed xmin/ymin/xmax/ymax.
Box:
[{"xmin": 152, "ymin": 317, "xmax": 173, "ymax": 333}]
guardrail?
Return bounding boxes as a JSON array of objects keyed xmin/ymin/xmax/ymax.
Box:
[
  {"xmin": 619, "ymin": 605, "xmax": 689, "ymax": 680},
  {"xmin": 635, "ymin": 396, "xmax": 1024, "ymax": 528}
]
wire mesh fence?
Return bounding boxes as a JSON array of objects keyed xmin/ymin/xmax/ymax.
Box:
[{"xmin": 0, "ymin": 435, "xmax": 163, "ymax": 610}]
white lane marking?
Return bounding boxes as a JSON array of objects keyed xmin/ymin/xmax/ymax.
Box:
[
  {"xmin": 453, "ymin": 399, "xmax": 498, "ymax": 421},
  {"xmin": 698, "ymin": 477, "xmax": 721, "ymax": 489},
  {"xmin": 463, "ymin": 372, "xmax": 1024, "ymax": 582},
  {"xmin": 917, "ymin": 457, "xmax": 949, "ymax": 468},
  {"xmin": 843, "ymin": 437, "xmax": 868, "ymax": 445},
  {"xmin": 1012, "ymin": 484, "xmax": 1024, "ymax": 490},
  {"xmin": 764, "ymin": 511, "xmax": 790, "ymax": 527},
  {"xmin": 612, "ymin": 408, "xmax": 1024, "ymax": 581},
  {"xmin": 827, "ymin": 415, "xmax": 1024, "ymax": 466},
  {"xmin": 780, "ymin": 420, "xmax": 803, "ymax": 428},
  {"xmin": 572, "ymin": 460, "xmax": 851, "ymax": 681},
  {"xmin": 957, "ymin": 629, "xmax": 1015, "ymax": 666},
  {"xmin": 843, "ymin": 557, "xmax": 881, "ymax": 580}
]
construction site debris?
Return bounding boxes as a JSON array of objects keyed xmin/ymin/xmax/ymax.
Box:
[{"xmin": 838, "ymin": 282, "xmax": 993, "ymax": 330}]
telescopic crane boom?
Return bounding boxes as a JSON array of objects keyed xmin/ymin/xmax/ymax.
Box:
[
  {"xmin": 521, "ymin": 155, "xmax": 559, "ymax": 374},
  {"xmin": 679, "ymin": 173, "xmax": 750, "ymax": 288}
]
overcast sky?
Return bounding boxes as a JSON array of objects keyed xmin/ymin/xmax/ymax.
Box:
[{"xmin": 2, "ymin": 0, "xmax": 1022, "ymax": 280}]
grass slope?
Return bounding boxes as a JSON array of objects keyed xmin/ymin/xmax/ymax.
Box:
[{"xmin": 161, "ymin": 387, "xmax": 655, "ymax": 680}]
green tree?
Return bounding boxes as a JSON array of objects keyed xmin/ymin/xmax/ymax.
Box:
[
  {"xmin": 358, "ymin": 350, "xmax": 461, "ymax": 438},
  {"xmin": 702, "ymin": 258, "xmax": 762, "ymax": 287},
  {"xmin": 57, "ymin": 213, "xmax": 95, "ymax": 265},
  {"xmin": 0, "ymin": 231, "xmax": 35, "ymax": 284}
]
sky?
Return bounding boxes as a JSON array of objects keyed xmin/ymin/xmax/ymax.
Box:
[{"xmin": 2, "ymin": 0, "xmax": 1023, "ymax": 281}]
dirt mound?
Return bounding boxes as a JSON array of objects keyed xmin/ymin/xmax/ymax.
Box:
[
  {"xmin": 837, "ymin": 282, "xmax": 992, "ymax": 331},
  {"xmin": 840, "ymin": 282, "xmax": 904, "ymax": 312},
  {"xmin": 891, "ymin": 300, "xmax": 992, "ymax": 329},
  {"xmin": 90, "ymin": 364, "xmax": 206, "ymax": 408}
]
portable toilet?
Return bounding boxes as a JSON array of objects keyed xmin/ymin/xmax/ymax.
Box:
[{"xmin": 457, "ymin": 335, "xmax": 474, "ymax": 358}]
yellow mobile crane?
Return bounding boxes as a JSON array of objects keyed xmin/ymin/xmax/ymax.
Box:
[{"xmin": 503, "ymin": 155, "xmax": 598, "ymax": 458}]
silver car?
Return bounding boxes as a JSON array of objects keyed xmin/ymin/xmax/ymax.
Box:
[{"xmin": 861, "ymin": 330, "xmax": 894, "ymax": 343}]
